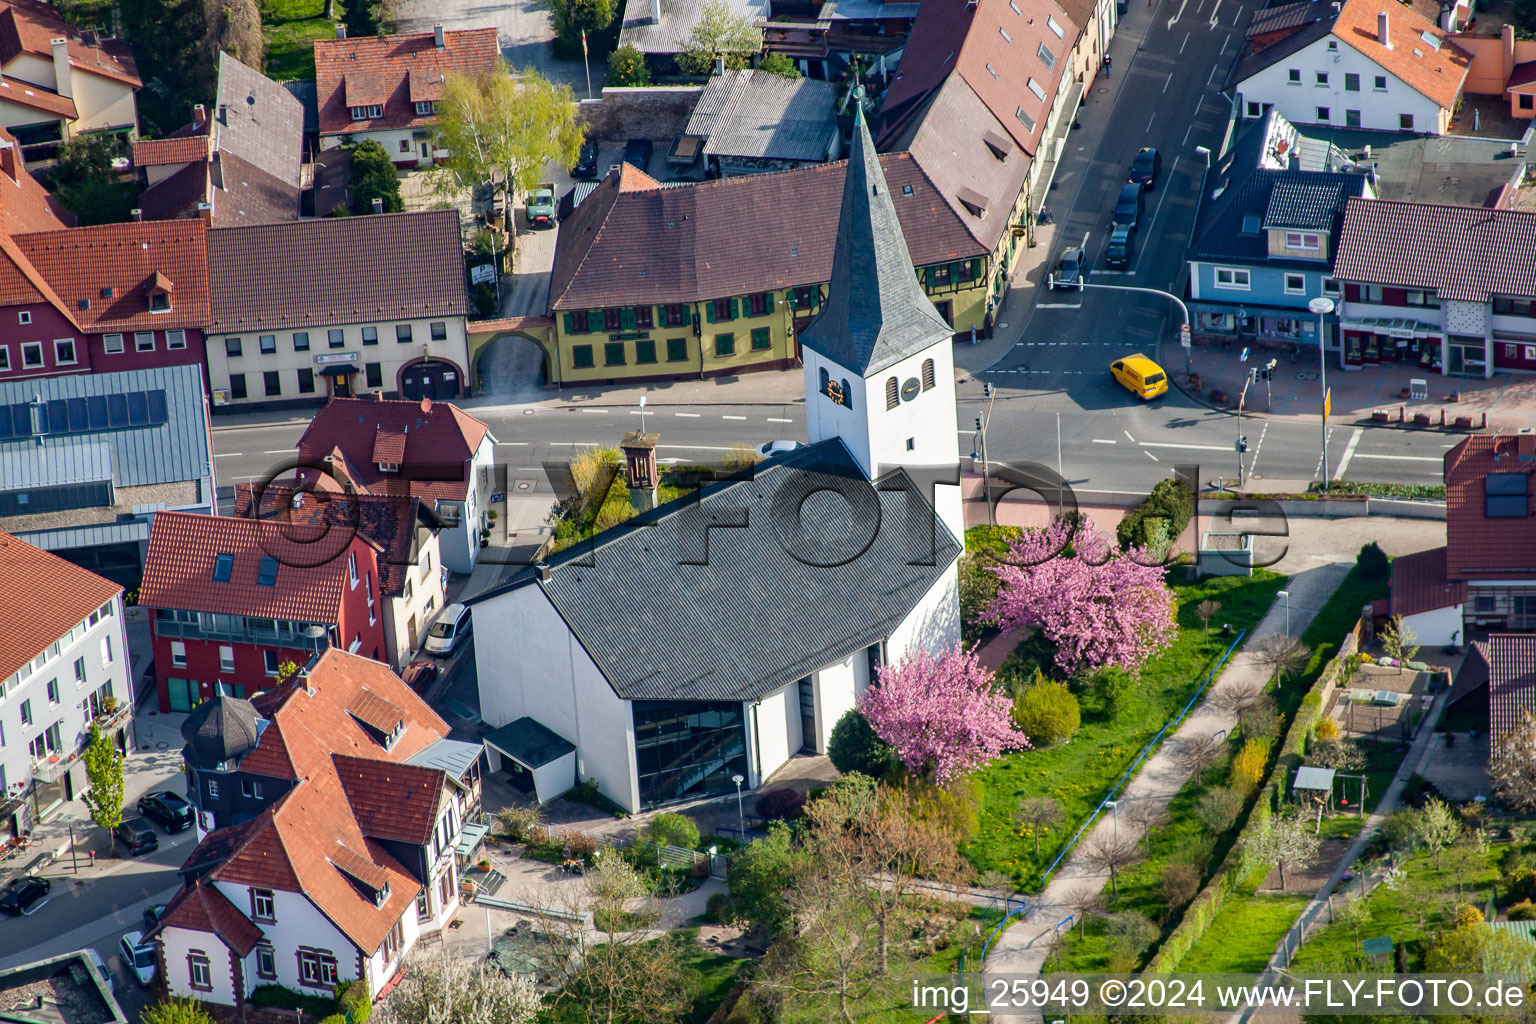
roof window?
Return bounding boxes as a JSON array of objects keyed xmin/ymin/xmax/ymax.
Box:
[
  {"xmin": 212, "ymin": 553, "xmax": 234, "ymax": 582},
  {"xmin": 999, "ymin": 26, "xmax": 1013, "ymax": 42},
  {"xmin": 1026, "ymin": 77, "xmax": 1047, "ymax": 101},
  {"xmin": 257, "ymin": 556, "xmax": 278, "ymax": 587},
  {"xmin": 1046, "ymin": 14, "xmax": 1065, "ymax": 37}
]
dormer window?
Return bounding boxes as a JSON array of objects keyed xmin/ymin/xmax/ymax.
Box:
[
  {"xmin": 378, "ymin": 461, "xmax": 400, "ymax": 473},
  {"xmin": 149, "ymin": 292, "xmax": 170, "ymax": 311},
  {"xmin": 350, "ymin": 104, "xmax": 384, "ymax": 120},
  {"xmin": 147, "ymin": 272, "xmax": 174, "ymax": 313},
  {"xmin": 414, "ymin": 100, "xmax": 437, "ymax": 115}
]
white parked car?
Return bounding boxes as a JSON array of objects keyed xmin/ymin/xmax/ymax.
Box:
[
  {"xmin": 119, "ymin": 931, "xmax": 156, "ymax": 987},
  {"xmin": 424, "ymin": 603, "xmax": 472, "ymax": 656},
  {"xmin": 754, "ymin": 440, "xmax": 802, "ymax": 459}
]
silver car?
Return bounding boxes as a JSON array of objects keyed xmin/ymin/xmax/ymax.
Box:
[{"xmin": 119, "ymin": 931, "xmax": 156, "ymax": 987}]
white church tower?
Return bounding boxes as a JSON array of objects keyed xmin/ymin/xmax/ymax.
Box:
[{"xmin": 798, "ymin": 102, "xmax": 965, "ymax": 546}]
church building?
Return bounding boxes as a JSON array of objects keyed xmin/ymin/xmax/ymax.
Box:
[{"xmin": 465, "ymin": 107, "xmax": 964, "ymax": 813}]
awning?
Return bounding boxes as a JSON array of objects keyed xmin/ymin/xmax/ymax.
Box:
[
  {"xmin": 483, "ymin": 717, "xmax": 576, "ymax": 770},
  {"xmin": 455, "ymin": 820, "xmax": 489, "ymax": 858},
  {"xmin": 1339, "ymin": 316, "xmax": 1439, "ymax": 339},
  {"xmin": 319, "ymin": 364, "xmax": 359, "ymax": 377}
]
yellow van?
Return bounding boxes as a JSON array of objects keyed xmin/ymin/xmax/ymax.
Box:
[{"xmin": 1110, "ymin": 354, "xmax": 1168, "ymax": 400}]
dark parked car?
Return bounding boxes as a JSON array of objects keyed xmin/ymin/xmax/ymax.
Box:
[
  {"xmin": 622, "ymin": 138, "xmax": 653, "ymax": 171},
  {"xmin": 143, "ymin": 903, "xmax": 167, "ymax": 931},
  {"xmin": 0, "ymin": 876, "xmax": 50, "ymax": 915},
  {"xmin": 1112, "ymin": 182, "xmax": 1145, "ymax": 233},
  {"xmin": 1128, "ymin": 147, "xmax": 1162, "ymax": 189},
  {"xmin": 1104, "ymin": 225, "xmax": 1135, "ymax": 269},
  {"xmin": 115, "ymin": 818, "xmax": 159, "ymax": 856},
  {"xmin": 400, "ymin": 659, "xmax": 439, "ymax": 695},
  {"xmin": 138, "ymin": 791, "xmax": 194, "ymax": 833},
  {"xmin": 573, "ymin": 140, "xmax": 599, "ymax": 179},
  {"xmin": 1052, "ymin": 245, "xmax": 1087, "ymax": 289}
]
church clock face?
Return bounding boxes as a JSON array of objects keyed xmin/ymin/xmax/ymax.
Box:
[{"xmin": 900, "ymin": 378, "xmax": 921, "ymax": 402}]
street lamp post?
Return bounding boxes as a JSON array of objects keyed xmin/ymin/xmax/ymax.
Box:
[
  {"xmin": 1277, "ymin": 589, "xmax": 1291, "ymax": 636},
  {"xmin": 1309, "ymin": 296, "xmax": 1336, "ymax": 490},
  {"xmin": 1106, "ymin": 800, "xmax": 1119, "ymax": 836},
  {"xmin": 732, "ymin": 773, "xmax": 745, "ymax": 840},
  {"xmin": 1064, "ymin": 282, "xmax": 1193, "ymax": 379},
  {"xmin": 971, "ymin": 383, "xmax": 996, "ymax": 526}
]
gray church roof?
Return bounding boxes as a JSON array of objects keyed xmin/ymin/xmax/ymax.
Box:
[
  {"xmin": 468, "ymin": 440, "xmax": 960, "ymax": 703},
  {"xmin": 796, "ymin": 104, "xmax": 955, "ymax": 378}
]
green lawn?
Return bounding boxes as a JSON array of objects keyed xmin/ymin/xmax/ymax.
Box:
[
  {"xmin": 263, "ymin": 0, "xmax": 340, "ymax": 82},
  {"xmin": 1177, "ymin": 891, "xmax": 1311, "ymax": 972},
  {"xmin": 964, "ymin": 571, "xmax": 1286, "ymax": 888}
]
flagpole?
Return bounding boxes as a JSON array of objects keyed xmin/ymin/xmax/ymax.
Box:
[{"xmin": 582, "ymin": 30, "xmax": 592, "ymax": 99}]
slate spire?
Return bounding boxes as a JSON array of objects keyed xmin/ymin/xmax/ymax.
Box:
[{"xmin": 797, "ymin": 95, "xmax": 954, "ymax": 377}]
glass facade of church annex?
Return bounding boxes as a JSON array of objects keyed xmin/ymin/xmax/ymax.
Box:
[{"xmin": 633, "ymin": 701, "xmax": 749, "ymax": 807}]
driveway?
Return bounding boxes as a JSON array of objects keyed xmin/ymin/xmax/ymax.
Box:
[{"xmin": 393, "ymin": 0, "xmax": 596, "ymax": 94}]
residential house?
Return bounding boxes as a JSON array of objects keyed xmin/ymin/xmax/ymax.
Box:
[
  {"xmin": 134, "ymin": 52, "xmax": 305, "ymax": 227},
  {"xmin": 760, "ymin": 0, "xmax": 921, "ymax": 76},
  {"xmin": 469, "ymin": 110, "xmax": 961, "ymax": 813},
  {"xmin": 0, "ymin": 0, "xmax": 139, "ymax": 163},
  {"xmin": 152, "ymin": 650, "xmax": 482, "ymax": 1007},
  {"xmin": 233, "ymin": 483, "xmax": 447, "ymax": 671},
  {"xmin": 618, "ymin": 0, "xmax": 770, "ymax": 72},
  {"xmin": 545, "ymin": 156, "xmax": 985, "ymax": 386},
  {"xmin": 877, "ymin": 0, "xmax": 1081, "ymax": 321},
  {"xmin": 1186, "ymin": 108, "xmax": 1375, "ymax": 352},
  {"xmin": 1446, "ymin": 635, "xmax": 1534, "ymax": 748},
  {"xmin": 291, "ymin": 396, "xmax": 495, "ymax": 575},
  {"xmin": 1332, "ymin": 197, "xmax": 1536, "ymax": 376},
  {"xmin": 205, "ymin": 211, "xmax": 470, "ymax": 408},
  {"xmin": 0, "ymin": 364, "xmax": 215, "ymax": 587},
  {"xmin": 0, "ymin": 125, "xmax": 72, "ymax": 234},
  {"xmin": 138, "ymin": 510, "xmax": 388, "ymax": 712},
  {"xmin": 312, "ymin": 24, "xmax": 499, "ymax": 168},
  {"xmin": 1227, "ymin": 0, "xmax": 1472, "ymax": 135},
  {"xmin": 0, "ymin": 531, "xmax": 130, "ymax": 837},
  {"xmin": 1, "ymin": 219, "xmax": 210, "ymax": 385},
  {"xmin": 1389, "ymin": 433, "xmax": 1536, "ymax": 647},
  {"xmin": 680, "ymin": 69, "xmax": 840, "ymax": 176}
]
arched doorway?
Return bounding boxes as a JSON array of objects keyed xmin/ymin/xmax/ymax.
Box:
[
  {"xmin": 475, "ymin": 334, "xmax": 548, "ymax": 396},
  {"xmin": 399, "ymin": 358, "xmax": 464, "ymax": 401}
]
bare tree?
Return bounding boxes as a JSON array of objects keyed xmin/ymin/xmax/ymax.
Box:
[
  {"xmin": 1175, "ymin": 733, "xmax": 1225, "ymax": 786},
  {"xmin": 1061, "ymin": 884, "xmax": 1107, "ymax": 939},
  {"xmin": 375, "ymin": 948, "xmax": 540, "ymax": 1024},
  {"xmin": 1081, "ymin": 831, "xmax": 1143, "ymax": 898},
  {"xmin": 1242, "ymin": 810, "xmax": 1321, "ymax": 891},
  {"xmin": 1197, "ymin": 599, "xmax": 1222, "ymax": 644},
  {"xmin": 1196, "ymin": 786, "xmax": 1244, "ymax": 835},
  {"xmin": 1253, "ymin": 633, "xmax": 1310, "ymax": 685},
  {"xmin": 760, "ymin": 867, "xmax": 884, "ymax": 1024},
  {"xmin": 1160, "ymin": 861, "xmax": 1201, "ymax": 917},
  {"xmin": 1014, "ymin": 796, "xmax": 1065, "ymax": 856},
  {"xmin": 1214, "ymin": 680, "xmax": 1267, "ymax": 717},
  {"xmin": 1492, "ymin": 709, "xmax": 1536, "ymax": 811},
  {"xmin": 1120, "ymin": 798, "xmax": 1164, "ymax": 859}
]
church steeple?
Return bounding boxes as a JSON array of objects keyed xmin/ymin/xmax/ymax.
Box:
[{"xmin": 796, "ymin": 98, "xmax": 953, "ymax": 378}]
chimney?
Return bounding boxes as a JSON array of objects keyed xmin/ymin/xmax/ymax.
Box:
[
  {"xmin": 336, "ymin": 22, "xmax": 347, "ymax": 38},
  {"xmin": 371, "ymin": 197, "xmax": 384, "ymax": 214},
  {"xmin": 0, "ymin": 142, "xmax": 15, "ymax": 184},
  {"xmin": 434, "ymin": 23, "xmax": 445, "ymax": 48},
  {"xmin": 713, "ymin": 55, "xmax": 725, "ymax": 75},
  {"xmin": 650, "ymin": 0, "xmax": 661, "ymax": 22},
  {"xmin": 1504, "ymin": 24, "xmax": 1516, "ymax": 80},
  {"xmin": 621, "ymin": 431, "xmax": 660, "ymax": 510},
  {"xmin": 536, "ymin": 562, "xmax": 551, "ymax": 581},
  {"xmin": 1378, "ymin": 10, "xmax": 1391, "ymax": 47},
  {"xmin": 192, "ymin": 103, "xmax": 206, "ymax": 128},
  {"xmin": 210, "ymin": 149, "xmax": 223, "ymax": 190},
  {"xmin": 129, "ymin": 208, "xmax": 141, "ymax": 221},
  {"xmin": 218, "ymin": 103, "xmax": 228, "ymax": 125},
  {"xmin": 1521, "ymin": 433, "xmax": 1535, "ymax": 461},
  {"xmin": 49, "ymin": 37, "xmax": 71, "ymax": 100}
]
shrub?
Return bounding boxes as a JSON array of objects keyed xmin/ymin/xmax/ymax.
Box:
[
  {"xmin": 349, "ymin": 139, "xmax": 403, "ymax": 215},
  {"xmin": 1509, "ymin": 866, "xmax": 1536, "ymax": 903},
  {"xmin": 704, "ymin": 891, "xmax": 735, "ymax": 924},
  {"xmin": 828, "ymin": 710, "xmax": 896, "ymax": 779},
  {"xmin": 1357, "ymin": 541, "xmax": 1390, "ymax": 580},
  {"xmin": 1314, "ymin": 716, "xmax": 1340, "ymax": 742},
  {"xmin": 1011, "ymin": 678, "xmax": 1081, "ymax": 745},
  {"xmin": 1454, "ymin": 903, "xmax": 1485, "ymax": 927},
  {"xmin": 335, "ymin": 981, "xmax": 369, "ymax": 1024},
  {"xmin": 494, "ymin": 804, "xmax": 544, "ymax": 842},
  {"xmin": 1197, "ymin": 786, "xmax": 1244, "ymax": 834},
  {"xmin": 1161, "ymin": 861, "xmax": 1201, "ymax": 914},
  {"xmin": 471, "ymin": 282, "xmax": 498, "ymax": 319},
  {"xmin": 559, "ymin": 829, "xmax": 598, "ymax": 860},
  {"xmin": 757, "ymin": 51, "xmax": 801, "ymax": 78},
  {"xmin": 959, "ymin": 551, "xmax": 1001, "ymax": 643},
  {"xmin": 140, "ymin": 999, "xmax": 218, "ymax": 1024},
  {"xmin": 755, "ymin": 788, "xmax": 805, "ymax": 820},
  {"xmin": 1231, "ymin": 738, "xmax": 1270, "ymax": 793},
  {"xmin": 1509, "ymin": 899, "xmax": 1536, "ymax": 921},
  {"xmin": 1091, "ymin": 666, "xmax": 1137, "ymax": 716},
  {"xmin": 1116, "ymin": 477, "xmax": 1193, "ymax": 554},
  {"xmin": 648, "ymin": 812, "xmax": 700, "ymax": 849},
  {"xmin": 319, "ymin": 1016, "xmax": 347, "ymax": 1024},
  {"xmin": 607, "ymin": 44, "xmax": 650, "ymax": 86}
]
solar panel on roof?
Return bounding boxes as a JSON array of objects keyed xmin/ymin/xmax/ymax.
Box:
[
  {"xmin": 126, "ymin": 392, "xmax": 149, "ymax": 427},
  {"xmin": 47, "ymin": 399, "xmax": 67, "ymax": 432},
  {"xmin": 9, "ymin": 405, "xmax": 28, "ymax": 438},
  {"xmin": 86, "ymin": 395, "xmax": 108, "ymax": 430},
  {"xmin": 1487, "ymin": 472, "xmax": 1528, "ymax": 518},
  {"xmin": 147, "ymin": 390, "xmax": 168, "ymax": 425},
  {"xmin": 106, "ymin": 394, "xmax": 128, "ymax": 428},
  {"xmin": 66, "ymin": 397, "xmax": 87, "ymax": 431}
]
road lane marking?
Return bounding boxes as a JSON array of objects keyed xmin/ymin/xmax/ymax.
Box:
[
  {"xmin": 1037, "ymin": 302, "xmax": 1083, "ymax": 308},
  {"xmin": 1147, "ymin": 112, "xmax": 1156, "ymax": 133},
  {"xmin": 1247, "ymin": 422, "xmax": 1269, "ymax": 478},
  {"xmin": 1208, "ymin": 0, "xmax": 1222, "ymax": 26},
  {"xmin": 1348, "ymin": 452, "xmax": 1444, "ymax": 463},
  {"xmin": 722, "ymin": 415, "xmax": 747, "ymax": 420},
  {"xmin": 1163, "ymin": 72, "xmax": 1172, "ymax": 93},
  {"xmin": 1092, "ymin": 439, "xmax": 1117, "ymax": 444},
  {"xmin": 1167, "ymin": 0, "xmax": 1190, "ymax": 28},
  {"xmin": 495, "ymin": 441, "xmax": 529, "ymax": 446},
  {"xmin": 674, "ymin": 412, "xmax": 701, "ymax": 417},
  {"xmin": 581, "ymin": 408, "xmax": 608, "ymax": 413},
  {"xmin": 766, "ymin": 417, "xmax": 794, "ymax": 423},
  {"xmin": 215, "ymin": 452, "xmax": 243, "ymax": 458},
  {"xmin": 262, "ymin": 449, "xmax": 292, "ymax": 454},
  {"xmin": 1339, "ymin": 423, "xmax": 1363, "ymax": 482},
  {"xmin": 1145, "ymin": 451, "xmax": 1160, "ymax": 462},
  {"xmin": 1183, "ymin": 122, "xmax": 1195, "ymax": 145},
  {"xmin": 1140, "ymin": 440, "xmax": 1228, "ymax": 451},
  {"xmin": 1124, "ymin": 429, "xmax": 1137, "ymax": 443},
  {"xmin": 1180, "ymin": 30, "xmax": 1190, "ymax": 52}
]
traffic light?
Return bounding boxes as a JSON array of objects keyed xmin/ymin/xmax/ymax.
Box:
[
  {"xmin": 983, "ymin": 382, "xmax": 994, "ymax": 398},
  {"xmin": 975, "ymin": 417, "xmax": 983, "ymax": 431},
  {"xmin": 1237, "ymin": 436, "xmax": 1249, "ymax": 452}
]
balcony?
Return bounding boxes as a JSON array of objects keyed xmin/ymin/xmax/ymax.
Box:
[
  {"xmin": 31, "ymin": 753, "xmax": 75, "ymax": 784},
  {"xmin": 154, "ymin": 612, "xmax": 333, "ymax": 651},
  {"xmin": 92, "ymin": 702, "xmax": 131, "ymax": 734}
]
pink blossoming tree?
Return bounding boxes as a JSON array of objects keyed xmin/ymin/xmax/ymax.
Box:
[
  {"xmin": 987, "ymin": 515, "xmax": 1177, "ymax": 678},
  {"xmin": 859, "ymin": 646, "xmax": 1027, "ymax": 784}
]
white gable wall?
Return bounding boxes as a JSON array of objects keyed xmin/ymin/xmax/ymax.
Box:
[
  {"xmin": 1234, "ymin": 35, "xmax": 1448, "ymax": 134},
  {"xmin": 750, "ymin": 681, "xmax": 803, "ymax": 786},
  {"xmin": 811, "ymin": 648, "xmax": 868, "ymax": 752},
  {"xmin": 212, "ymin": 882, "xmax": 357, "ymax": 998},
  {"xmin": 160, "ymin": 926, "xmax": 238, "ymax": 1006},
  {"xmin": 473, "ymin": 581, "xmax": 639, "ymax": 811},
  {"xmin": 888, "ymin": 561, "xmax": 963, "ymax": 658}
]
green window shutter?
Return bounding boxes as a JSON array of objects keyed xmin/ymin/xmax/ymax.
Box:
[
  {"xmin": 562, "ymin": 313, "xmax": 574, "ymax": 334},
  {"xmin": 705, "ymin": 302, "xmax": 716, "ymax": 324},
  {"xmin": 621, "ymin": 307, "xmax": 637, "ymax": 330},
  {"xmin": 590, "ymin": 311, "xmax": 603, "ymax": 332},
  {"xmin": 657, "ymin": 305, "xmax": 667, "ymax": 326},
  {"xmin": 728, "ymin": 298, "xmax": 739, "ymax": 320},
  {"xmin": 764, "ymin": 291, "xmax": 775, "ymax": 314},
  {"xmin": 786, "ymin": 290, "xmax": 797, "ymax": 310},
  {"xmin": 950, "ymin": 261, "xmax": 961, "ymax": 283},
  {"xmin": 974, "ymin": 257, "xmax": 986, "ymax": 279}
]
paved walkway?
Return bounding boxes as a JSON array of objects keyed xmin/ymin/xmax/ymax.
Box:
[{"xmin": 984, "ymin": 560, "xmax": 1349, "ymax": 1010}]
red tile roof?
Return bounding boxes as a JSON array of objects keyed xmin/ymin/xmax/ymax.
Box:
[
  {"xmin": 1334, "ymin": 198, "xmax": 1536, "ymax": 305},
  {"xmin": 154, "ymin": 878, "xmax": 263, "ymax": 956},
  {"xmin": 346, "ymin": 688, "xmax": 404, "ymax": 735},
  {"xmin": 294, "ymin": 397, "xmax": 490, "ymax": 505},
  {"xmin": 333, "ymin": 754, "xmax": 446, "ymax": 844},
  {"xmin": 1331, "ymin": 0, "xmax": 1470, "ymax": 110},
  {"xmin": 0, "ymin": 531, "xmax": 120, "ymax": 683},
  {"xmin": 133, "ymin": 135, "xmax": 212, "ymax": 168},
  {"xmin": 372, "ymin": 429, "xmax": 407, "ymax": 465},
  {"xmin": 0, "ymin": 232, "xmax": 76, "ymax": 323},
  {"xmin": 1487, "ymin": 634, "xmax": 1536, "ymax": 744},
  {"xmin": 313, "ymin": 27, "xmax": 499, "ymax": 137},
  {"xmin": 0, "ymin": 0, "xmax": 141, "ymax": 87},
  {"xmin": 138, "ymin": 510, "xmax": 361, "ymax": 623},
  {"xmin": 0, "ymin": 75, "xmax": 76, "ymax": 117},
  {"xmin": 1443, "ymin": 434, "xmax": 1536, "ymax": 580},
  {"xmin": 0, "ymin": 126, "xmax": 72, "ymax": 235},
  {"xmin": 135, "ymin": 160, "xmax": 210, "ymax": 221},
  {"xmin": 1390, "ymin": 545, "xmax": 1466, "ymax": 617},
  {"xmin": 548, "ymin": 154, "xmax": 984, "ymax": 312},
  {"xmin": 13, "ymin": 219, "xmax": 211, "ymax": 331}
]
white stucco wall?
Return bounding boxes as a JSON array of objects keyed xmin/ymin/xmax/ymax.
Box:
[
  {"xmin": 361, "ymin": 900, "xmax": 419, "ymax": 998},
  {"xmin": 1403, "ymin": 603, "xmax": 1463, "ymax": 647},
  {"xmin": 473, "ymin": 582, "xmax": 639, "ymax": 811},
  {"xmin": 68, "ymin": 71, "xmax": 136, "ymax": 133},
  {"xmin": 212, "ymin": 882, "xmax": 357, "ymax": 998},
  {"xmin": 381, "ymin": 531, "xmax": 444, "ymax": 668},
  {"xmin": 1235, "ymin": 35, "xmax": 1448, "ymax": 133},
  {"xmin": 159, "ymin": 927, "xmax": 237, "ymax": 1006},
  {"xmin": 751, "ymin": 682, "xmax": 802, "ymax": 785},
  {"xmin": 887, "ymin": 561, "xmax": 962, "ymax": 659},
  {"xmin": 321, "ymin": 127, "xmax": 439, "ymax": 167}
]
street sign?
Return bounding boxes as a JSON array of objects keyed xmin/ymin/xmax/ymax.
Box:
[
  {"xmin": 1179, "ymin": 323, "xmax": 1191, "ymax": 348},
  {"xmin": 470, "ymin": 263, "xmax": 496, "ymax": 285},
  {"xmin": 1323, "ymin": 387, "xmax": 1331, "ymax": 425}
]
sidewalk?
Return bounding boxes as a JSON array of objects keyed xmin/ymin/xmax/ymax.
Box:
[{"xmin": 984, "ymin": 560, "xmax": 1348, "ymax": 1010}]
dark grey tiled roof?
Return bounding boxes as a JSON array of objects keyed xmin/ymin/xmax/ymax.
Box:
[
  {"xmin": 1264, "ymin": 177, "xmax": 1355, "ymax": 230},
  {"xmin": 484, "ymin": 718, "xmax": 575, "ymax": 768},
  {"xmin": 469, "ymin": 440, "xmax": 960, "ymax": 702},
  {"xmin": 1333, "ymin": 198, "xmax": 1536, "ymax": 303},
  {"xmin": 797, "ymin": 107, "xmax": 954, "ymax": 377},
  {"xmin": 686, "ymin": 70, "xmax": 838, "ymax": 163}
]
